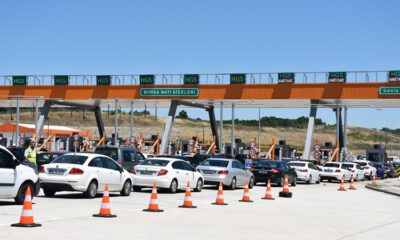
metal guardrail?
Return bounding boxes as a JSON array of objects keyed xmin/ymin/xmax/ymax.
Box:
[{"xmin": 0, "ymin": 71, "xmax": 395, "ymax": 86}]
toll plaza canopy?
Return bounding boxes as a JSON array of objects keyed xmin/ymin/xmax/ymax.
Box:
[{"xmin": 0, "ymin": 123, "xmax": 90, "ymax": 136}]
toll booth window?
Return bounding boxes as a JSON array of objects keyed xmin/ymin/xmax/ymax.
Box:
[{"xmin": 0, "ymin": 151, "xmax": 14, "ymax": 169}]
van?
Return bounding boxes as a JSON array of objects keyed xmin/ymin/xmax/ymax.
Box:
[{"xmin": 94, "ymin": 146, "xmax": 146, "ymax": 172}]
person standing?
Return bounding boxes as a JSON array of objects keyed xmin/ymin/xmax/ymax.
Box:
[{"xmin": 24, "ymin": 140, "xmax": 38, "ymax": 174}]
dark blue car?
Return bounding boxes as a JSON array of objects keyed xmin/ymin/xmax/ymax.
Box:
[{"xmin": 371, "ymin": 162, "xmax": 387, "ymax": 179}]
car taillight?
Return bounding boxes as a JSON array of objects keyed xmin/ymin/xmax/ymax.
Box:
[
  {"xmin": 364, "ymin": 166, "xmax": 370, "ymax": 169},
  {"xmin": 217, "ymin": 170, "xmax": 229, "ymax": 175},
  {"xmin": 130, "ymin": 168, "xmax": 136, "ymax": 175},
  {"xmin": 300, "ymin": 169, "xmax": 308, "ymax": 172},
  {"xmin": 157, "ymin": 169, "xmax": 168, "ymax": 176},
  {"xmin": 351, "ymin": 170, "xmax": 355, "ymax": 172},
  {"xmin": 335, "ymin": 169, "xmax": 341, "ymax": 173},
  {"xmin": 271, "ymin": 169, "xmax": 279, "ymax": 174},
  {"xmin": 250, "ymin": 168, "xmax": 255, "ymax": 172},
  {"xmin": 69, "ymin": 168, "xmax": 84, "ymax": 175},
  {"xmin": 39, "ymin": 166, "xmax": 45, "ymax": 173}
]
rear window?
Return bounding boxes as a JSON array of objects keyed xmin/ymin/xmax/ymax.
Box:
[
  {"xmin": 95, "ymin": 148, "xmax": 118, "ymax": 161},
  {"xmin": 52, "ymin": 155, "xmax": 88, "ymax": 165},
  {"xmin": 342, "ymin": 164, "xmax": 354, "ymax": 169},
  {"xmin": 140, "ymin": 159, "xmax": 169, "ymax": 167},
  {"xmin": 324, "ymin": 163, "xmax": 340, "ymax": 168},
  {"xmin": 288, "ymin": 162, "xmax": 306, "ymax": 167},
  {"xmin": 355, "ymin": 162, "xmax": 367, "ymax": 167},
  {"xmin": 258, "ymin": 161, "xmax": 282, "ymax": 169},
  {"xmin": 201, "ymin": 159, "xmax": 229, "ymax": 167}
]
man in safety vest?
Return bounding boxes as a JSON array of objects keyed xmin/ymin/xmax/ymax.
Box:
[{"xmin": 24, "ymin": 140, "xmax": 38, "ymax": 174}]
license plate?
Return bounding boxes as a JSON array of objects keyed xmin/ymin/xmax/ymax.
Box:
[
  {"xmin": 325, "ymin": 169, "xmax": 333, "ymax": 172},
  {"xmin": 202, "ymin": 170, "xmax": 215, "ymax": 175},
  {"xmin": 140, "ymin": 171, "xmax": 154, "ymax": 175},
  {"xmin": 259, "ymin": 170, "xmax": 269, "ymax": 174},
  {"xmin": 48, "ymin": 169, "xmax": 66, "ymax": 174}
]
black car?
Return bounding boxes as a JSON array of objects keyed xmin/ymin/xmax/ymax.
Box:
[
  {"xmin": 37, "ymin": 151, "xmax": 68, "ymax": 168},
  {"xmin": 94, "ymin": 146, "xmax": 146, "ymax": 172},
  {"xmin": 252, "ymin": 160, "xmax": 297, "ymax": 186}
]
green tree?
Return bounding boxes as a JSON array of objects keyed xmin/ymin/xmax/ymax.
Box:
[{"xmin": 177, "ymin": 110, "xmax": 189, "ymax": 119}]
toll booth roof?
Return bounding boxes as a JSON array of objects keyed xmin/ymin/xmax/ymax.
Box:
[{"xmin": 0, "ymin": 123, "xmax": 90, "ymax": 136}]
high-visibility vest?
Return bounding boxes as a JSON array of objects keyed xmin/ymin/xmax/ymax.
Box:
[{"xmin": 26, "ymin": 148, "xmax": 37, "ymax": 164}]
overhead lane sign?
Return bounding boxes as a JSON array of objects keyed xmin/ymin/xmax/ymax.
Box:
[
  {"xmin": 140, "ymin": 88, "xmax": 199, "ymax": 97},
  {"xmin": 379, "ymin": 87, "xmax": 400, "ymax": 95},
  {"xmin": 328, "ymin": 72, "xmax": 346, "ymax": 83},
  {"xmin": 12, "ymin": 76, "xmax": 27, "ymax": 85},
  {"xmin": 230, "ymin": 74, "xmax": 246, "ymax": 84},
  {"xmin": 278, "ymin": 73, "xmax": 295, "ymax": 84},
  {"xmin": 388, "ymin": 71, "xmax": 400, "ymax": 82},
  {"xmin": 96, "ymin": 75, "xmax": 111, "ymax": 85},
  {"xmin": 140, "ymin": 75, "xmax": 155, "ymax": 85},
  {"xmin": 184, "ymin": 74, "xmax": 199, "ymax": 84},
  {"xmin": 54, "ymin": 75, "xmax": 69, "ymax": 85}
]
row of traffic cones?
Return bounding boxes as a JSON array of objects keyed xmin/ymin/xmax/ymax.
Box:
[
  {"xmin": 12, "ymin": 175, "xmax": 294, "ymax": 227},
  {"xmin": 338, "ymin": 176, "xmax": 358, "ymax": 191}
]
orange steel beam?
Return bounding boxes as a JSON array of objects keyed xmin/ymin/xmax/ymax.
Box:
[{"xmin": 0, "ymin": 82, "xmax": 399, "ymax": 100}]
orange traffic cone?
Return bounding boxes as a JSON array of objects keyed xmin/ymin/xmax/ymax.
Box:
[
  {"xmin": 93, "ymin": 184, "xmax": 117, "ymax": 218},
  {"xmin": 239, "ymin": 179, "xmax": 253, "ymax": 202},
  {"xmin": 11, "ymin": 187, "xmax": 41, "ymax": 227},
  {"xmin": 143, "ymin": 183, "xmax": 164, "ymax": 212},
  {"xmin": 348, "ymin": 176, "xmax": 356, "ymax": 190},
  {"xmin": 262, "ymin": 179, "xmax": 275, "ymax": 200},
  {"xmin": 212, "ymin": 182, "xmax": 228, "ymax": 205},
  {"xmin": 372, "ymin": 174, "xmax": 377, "ymax": 186},
  {"xmin": 338, "ymin": 177, "xmax": 347, "ymax": 191},
  {"xmin": 179, "ymin": 182, "xmax": 197, "ymax": 208},
  {"xmin": 279, "ymin": 174, "xmax": 293, "ymax": 198}
]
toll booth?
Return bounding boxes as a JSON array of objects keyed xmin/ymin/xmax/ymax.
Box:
[
  {"xmin": 366, "ymin": 144, "xmax": 387, "ymax": 162},
  {"xmin": 273, "ymin": 140, "xmax": 293, "ymax": 159},
  {"xmin": 225, "ymin": 139, "xmax": 245, "ymax": 156},
  {"xmin": 321, "ymin": 142, "xmax": 335, "ymax": 160}
]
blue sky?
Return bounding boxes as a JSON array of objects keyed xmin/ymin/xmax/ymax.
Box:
[{"xmin": 0, "ymin": 0, "xmax": 399, "ymax": 129}]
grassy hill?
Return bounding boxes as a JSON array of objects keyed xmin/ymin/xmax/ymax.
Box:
[{"xmin": 1, "ymin": 110, "xmax": 399, "ymax": 154}]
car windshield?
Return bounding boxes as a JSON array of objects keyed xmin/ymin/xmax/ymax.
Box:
[
  {"xmin": 324, "ymin": 163, "xmax": 340, "ymax": 168},
  {"xmin": 52, "ymin": 155, "xmax": 88, "ymax": 165},
  {"xmin": 288, "ymin": 162, "xmax": 306, "ymax": 167},
  {"xmin": 139, "ymin": 159, "xmax": 169, "ymax": 167},
  {"xmin": 201, "ymin": 159, "xmax": 229, "ymax": 167},
  {"xmin": 257, "ymin": 161, "xmax": 282, "ymax": 169}
]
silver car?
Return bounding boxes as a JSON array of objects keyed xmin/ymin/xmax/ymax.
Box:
[{"xmin": 196, "ymin": 158, "xmax": 254, "ymax": 190}]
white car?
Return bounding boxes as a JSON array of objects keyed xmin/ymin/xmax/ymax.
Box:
[
  {"xmin": 320, "ymin": 162, "xmax": 352, "ymax": 182},
  {"xmin": 288, "ymin": 161, "xmax": 320, "ymax": 184},
  {"xmin": 341, "ymin": 162, "xmax": 365, "ymax": 181},
  {"xmin": 131, "ymin": 158, "xmax": 204, "ymax": 193},
  {"xmin": 39, "ymin": 153, "xmax": 133, "ymax": 198},
  {"xmin": 353, "ymin": 160, "xmax": 377, "ymax": 180},
  {"xmin": 0, "ymin": 146, "xmax": 40, "ymax": 204}
]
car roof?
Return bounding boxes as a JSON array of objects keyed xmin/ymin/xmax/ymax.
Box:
[
  {"xmin": 205, "ymin": 158, "xmax": 236, "ymax": 162},
  {"xmin": 64, "ymin": 152, "xmax": 106, "ymax": 158},
  {"xmin": 288, "ymin": 161, "xmax": 308, "ymax": 164},
  {"xmin": 147, "ymin": 157, "xmax": 185, "ymax": 162}
]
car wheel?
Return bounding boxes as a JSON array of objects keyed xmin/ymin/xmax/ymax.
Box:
[
  {"xmin": 292, "ymin": 176, "xmax": 297, "ymax": 186},
  {"xmin": 316, "ymin": 176, "xmax": 320, "ymax": 184},
  {"xmin": 307, "ymin": 175, "xmax": 312, "ymax": 184},
  {"xmin": 248, "ymin": 177, "xmax": 254, "ymax": 189},
  {"xmin": 194, "ymin": 178, "xmax": 203, "ymax": 192},
  {"xmin": 14, "ymin": 183, "xmax": 34, "ymax": 205},
  {"xmin": 277, "ymin": 177, "xmax": 284, "ymax": 187},
  {"xmin": 120, "ymin": 180, "xmax": 132, "ymax": 196},
  {"xmin": 230, "ymin": 177, "xmax": 237, "ymax": 190},
  {"xmin": 84, "ymin": 180, "xmax": 98, "ymax": 199},
  {"xmin": 168, "ymin": 179, "xmax": 178, "ymax": 193},
  {"xmin": 43, "ymin": 188, "xmax": 56, "ymax": 197}
]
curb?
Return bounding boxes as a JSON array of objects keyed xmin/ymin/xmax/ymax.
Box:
[{"xmin": 365, "ymin": 184, "xmax": 400, "ymax": 197}]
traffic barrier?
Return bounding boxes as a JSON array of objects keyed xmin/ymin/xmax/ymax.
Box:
[
  {"xmin": 93, "ymin": 184, "xmax": 117, "ymax": 218},
  {"xmin": 212, "ymin": 182, "xmax": 228, "ymax": 205},
  {"xmin": 338, "ymin": 177, "xmax": 347, "ymax": 191},
  {"xmin": 279, "ymin": 174, "xmax": 292, "ymax": 198},
  {"xmin": 179, "ymin": 181, "xmax": 197, "ymax": 208},
  {"xmin": 348, "ymin": 176, "xmax": 356, "ymax": 190},
  {"xmin": 372, "ymin": 174, "xmax": 377, "ymax": 186},
  {"xmin": 239, "ymin": 179, "xmax": 253, "ymax": 203},
  {"xmin": 262, "ymin": 179, "xmax": 275, "ymax": 200},
  {"xmin": 11, "ymin": 187, "xmax": 42, "ymax": 227},
  {"xmin": 143, "ymin": 182, "xmax": 164, "ymax": 212}
]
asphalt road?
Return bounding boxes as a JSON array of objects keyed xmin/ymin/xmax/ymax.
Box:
[{"xmin": 1, "ymin": 179, "xmax": 399, "ymax": 240}]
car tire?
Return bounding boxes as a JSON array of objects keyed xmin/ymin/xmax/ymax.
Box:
[
  {"xmin": 120, "ymin": 180, "xmax": 132, "ymax": 196},
  {"xmin": 84, "ymin": 180, "xmax": 98, "ymax": 199},
  {"xmin": 292, "ymin": 176, "xmax": 297, "ymax": 186},
  {"xmin": 307, "ymin": 175, "xmax": 312, "ymax": 184},
  {"xmin": 168, "ymin": 179, "xmax": 178, "ymax": 193},
  {"xmin": 230, "ymin": 177, "xmax": 237, "ymax": 190},
  {"xmin": 133, "ymin": 186, "xmax": 142, "ymax": 192},
  {"xmin": 248, "ymin": 177, "xmax": 254, "ymax": 189},
  {"xmin": 43, "ymin": 188, "xmax": 56, "ymax": 197},
  {"xmin": 316, "ymin": 176, "xmax": 320, "ymax": 184},
  {"xmin": 194, "ymin": 178, "xmax": 203, "ymax": 192},
  {"xmin": 14, "ymin": 182, "xmax": 34, "ymax": 205}
]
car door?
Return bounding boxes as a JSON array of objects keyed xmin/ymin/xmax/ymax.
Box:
[
  {"xmin": 171, "ymin": 161, "xmax": 187, "ymax": 189},
  {"xmin": 308, "ymin": 163, "xmax": 319, "ymax": 182},
  {"xmin": 0, "ymin": 150, "xmax": 16, "ymax": 196},
  {"xmin": 101, "ymin": 157, "xmax": 123, "ymax": 191},
  {"xmin": 87, "ymin": 157, "xmax": 109, "ymax": 191},
  {"xmin": 181, "ymin": 161, "xmax": 196, "ymax": 187},
  {"xmin": 233, "ymin": 161, "xmax": 246, "ymax": 186}
]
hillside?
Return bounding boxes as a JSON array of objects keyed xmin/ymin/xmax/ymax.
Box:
[{"xmin": 1, "ymin": 110, "xmax": 399, "ymax": 154}]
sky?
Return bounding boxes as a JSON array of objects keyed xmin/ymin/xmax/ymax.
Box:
[{"xmin": 0, "ymin": 0, "xmax": 399, "ymax": 129}]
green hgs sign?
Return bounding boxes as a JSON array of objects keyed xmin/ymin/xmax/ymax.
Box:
[
  {"xmin": 140, "ymin": 88, "xmax": 199, "ymax": 97},
  {"xmin": 388, "ymin": 71, "xmax": 400, "ymax": 82},
  {"xmin": 230, "ymin": 74, "xmax": 246, "ymax": 84},
  {"xmin": 379, "ymin": 87, "xmax": 400, "ymax": 95},
  {"xmin": 278, "ymin": 72, "xmax": 295, "ymax": 84},
  {"xmin": 96, "ymin": 75, "xmax": 111, "ymax": 85},
  {"xmin": 12, "ymin": 76, "xmax": 27, "ymax": 85},
  {"xmin": 140, "ymin": 75, "xmax": 155, "ymax": 85},
  {"xmin": 183, "ymin": 74, "xmax": 199, "ymax": 84},
  {"xmin": 328, "ymin": 72, "xmax": 346, "ymax": 83},
  {"xmin": 54, "ymin": 75, "xmax": 69, "ymax": 85}
]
